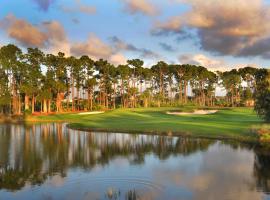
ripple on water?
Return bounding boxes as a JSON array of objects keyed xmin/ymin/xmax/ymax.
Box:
[{"xmin": 28, "ymin": 175, "xmax": 165, "ymax": 196}]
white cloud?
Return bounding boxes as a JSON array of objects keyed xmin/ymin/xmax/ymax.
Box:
[{"xmin": 179, "ymin": 54, "xmax": 226, "ymax": 71}]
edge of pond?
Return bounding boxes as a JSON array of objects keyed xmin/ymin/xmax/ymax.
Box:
[
  {"xmin": 2, "ymin": 118, "xmax": 260, "ymax": 144},
  {"xmin": 66, "ymin": 122, "xmax": 259, "ymax": 144}
]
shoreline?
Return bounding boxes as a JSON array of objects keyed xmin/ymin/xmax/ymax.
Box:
[
  {"xmin": 0, "ymin": 117, "xmax": 259, "ymax": 143},
  {"xmin": 66, "ymin": 123, "xmax": 258, "ymax": 143},
  {"xmin": 0, "ymin": 107, "xmax": 263, "ymax": 143}
]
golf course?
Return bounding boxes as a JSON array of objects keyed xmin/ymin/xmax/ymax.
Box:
[{"xmin": 27, "ymin": 107, "xmax": 264, "ymax": 141}]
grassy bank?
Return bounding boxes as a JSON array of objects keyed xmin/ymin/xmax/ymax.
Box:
[{"xmin": 26, "ymin": 107, "xmax": 263, "ymax": 141}]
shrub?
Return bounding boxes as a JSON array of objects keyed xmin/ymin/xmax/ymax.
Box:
[{"xmin": 257, "ymin": 128, "xmax": 270, "ymax": 142}]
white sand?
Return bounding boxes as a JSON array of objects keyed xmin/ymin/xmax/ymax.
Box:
[
  {"xmin": 77, "ymin": 111, "xmax": 105, "ymax": 115},
  {"xmin": 167, "ymin": 110, "xmax": 218, "ymax": 115}
]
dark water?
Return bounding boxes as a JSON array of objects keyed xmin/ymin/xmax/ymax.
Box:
[{"xmin": 0, "ymin": 124, "xmax": 270, "ymax": 200}]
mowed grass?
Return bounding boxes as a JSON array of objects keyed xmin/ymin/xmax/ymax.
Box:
[{"xmin": 28, "ymin": 107, "xmax": 264, "ymax": 140}]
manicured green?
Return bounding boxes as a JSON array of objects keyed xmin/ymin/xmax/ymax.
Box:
[{"xmin": 28, "ymin": 107, "xmax": 263, "ymax": 140}]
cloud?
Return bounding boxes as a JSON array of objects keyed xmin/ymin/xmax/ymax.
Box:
[
  {"xmin": 43, "ymin": 21, "xmax": 70, "ymax": 55},
  {"xmin": 110, "ymin": 53, "xmax": 127, "ymax": 65},
  {"xmin": 110, "ymin": 36, "xmax": 160, "ymax": 59},
  {"xmin": 179, "ymin": 54, "xmax": 226, "ymax": 71},
  {"xmin": 71, "ymin": 34, "xmax": 113, "ymax": 59},
  {"xmin": 153, "ymin": 142, "xmax": 263, "ymax": 200},
  {"xmin": 0, "ymin": 15, "xmax": 124, "ymax": 63},
  {"xmin": 32, "ymin": 0, "xmax": 54, "ymax": 11},
  {"xmin": 153, "ymin": 0, "xmax": 270, "ymax": 58},
  {"xmin": 60, "ymin": 0, "xmax": 96, "ymax": 15},
  {"xmin": 72, "ymin": 18, "xmax": 80, "ymax": 24},
  {"xmin": 153, "ymin": 15, "xmax": 182, "ymax": 35},
  {"xmin": 0, "ymin": 14, "xmax": 70, "ymax": 55},
  {"xmin": 1, "ymin": 14, "xmax": 48, "ymax": 47},
  {"xmin": 70, "ymin": 34, "xmax": 127, "ymax": 64},
  {"xmin": 238, "ymin": 37, "xmax": 270, "ymax": 59},
  {"xmin": 159, "ymin": 42, "xmax": 175, "ymax": 52},
  {"xmin": 122, "ymin": 0, "xmax": 158, "ymax": 16},
  {"xmin": 48, "ymin": 175, "xmax": 65, "ymax": 187},
  {"xmin": 178, "ymin": 53, "xmax": 261, "ymax": 72}
]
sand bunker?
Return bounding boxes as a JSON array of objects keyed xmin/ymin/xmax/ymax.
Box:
[
  {"xmin": 77, "ymin": 111, "xmax": 105, "ymax": 115},
  {"xmin": 167, "ymin": 110, "xmax": 218, "ymax": 116}
]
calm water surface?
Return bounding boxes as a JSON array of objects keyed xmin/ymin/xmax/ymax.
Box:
[{"xmin": 0, "ymin": 123, "xmax": 270, "ymax": 200}]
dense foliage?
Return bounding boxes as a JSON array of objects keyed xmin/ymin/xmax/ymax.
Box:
[
  {"xmin": 0, "ymin": 44, "xmax": 259, "ymax": 115},
  {"xmin": 254, "ymin": 69, "xmax": 270, "ymax": 122}
]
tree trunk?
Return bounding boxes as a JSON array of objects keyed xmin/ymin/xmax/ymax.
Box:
[
  {"xmin": 31, "ymin": 95, "xmax": 35, "ymax": 114},
  {"xmin": 113, "ymin": 83, "xmax": 116, "ymax": 109},
  {"xmin": 184, "ymin": 81, "xmax": 188, "ymax": 104},
  {"xmin": 140, "ymin": 80, "xmax": 142, "ymax": 94},
  {"xmin": 12, "ymin": 77, "xmax": 18, "ymax": 115},
  {"xmin": 25, "ymin": 95, "xmax": 29, "ymax": 110},
  {"xmin": 87, "ymin": 89, "xmax": 91, "ymax": 111},
  {"xmin": 121, "ymin": 79, "xmax": 125, "ymax": 108},
  {"xmin": 77, "ymin": 87, "xmax": 80, "ymax": 111},
  {"xmin": 144, "ymin": 98, "xmax": 148, "ymax": 108},
  {"xmin": 231, "ymin": 88, "xmax": 234, "ymax": 107},
  {"xmin": 72, "ymin": 76, "xmax": 75, "ymax": 111},
  {"xmin": 43, "ymin": 99, "xmax": 48, "ymax": 113},
  {"xmin": 179, "ymin": 81, "xmax": 183, "ymax": 104},
  {"xmin": 157, "ymin": 100, "xmax": 161, "ymax": 107},
  {"xmin": 90, "ymin": 91, "xmax": 93, "ymax": 111},
  {"xmin": 18, "ymin": 94, "xmax": 21, "ymax": 115},
  {"xmin": 48, "ymin": 100, "xmax": 51, "ymax": 113}
]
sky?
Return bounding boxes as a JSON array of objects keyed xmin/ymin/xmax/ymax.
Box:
[{"xmin": 1, "ymin": 0, "xmax": 270, "ymax": 71}]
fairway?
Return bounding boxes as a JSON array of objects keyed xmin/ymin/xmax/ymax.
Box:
[{"xmin": 28, "ymin": 107, "xmax": 263, "ymax": 140}]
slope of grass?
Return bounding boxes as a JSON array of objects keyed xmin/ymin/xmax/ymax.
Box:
[{"xmin": 27, "ymin": 107, "xmax": 263, "ymax": 140}]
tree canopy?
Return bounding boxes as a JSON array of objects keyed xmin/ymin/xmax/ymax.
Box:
[{"xmin": 0, "ymin": 44, "xmax": 262, "ymax": 116}]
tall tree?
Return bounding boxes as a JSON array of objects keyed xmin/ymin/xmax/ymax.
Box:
[
  {"xmin": 0, "ymin": 44, "xmax": 23, "ymax": 114},
  {"xmin": 117, "ymin": 64, "xmax": 130, "ymax": 108},
  {"xmin": 81, "ymin": 56, "xmax": 95, "ymax": 110},
  {"xmin": 151, "ymin": 61, "xmax": 168, "ymax": 101},
  {"xmin": 254, "ymin": 69, "xmax": 270, "ymax": 121},
  {"xmin": 46, "ymin": 53, "xmax": 68, "ymax": 112},
  {"xmin": 219, "ymin": 69, "xmax": 241, "ymax": 106},
  {"xmin": 22, "ymin": 48, "xmax": 43, "ymax": 113}
]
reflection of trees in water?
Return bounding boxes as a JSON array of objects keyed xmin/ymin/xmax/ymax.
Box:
[
  {"xmin": 105, "ymin": 188, "xmax": 140, "ymax": 200},
  {"xmin": 220, "ymin": 140, "xmax": 255, "ymax": 151},
  {"xmin": 0, "ymin": 123, "xmax": 215, "ymax": 190},
  {"xmin": 221, "ymin": 140, "xmax": 270, "ymax": 194},
  {"xmin": 253, "ymin": 145, "xmax": 270, "ymax": 193},
  {"xmin": 2, "ymin": 123, "xmax": 270, "ymax": 196}
]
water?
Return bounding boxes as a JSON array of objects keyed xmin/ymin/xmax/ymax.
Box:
[{"xmin": 0, "ymin": 123, "xmax": 270, "ymax": 200}]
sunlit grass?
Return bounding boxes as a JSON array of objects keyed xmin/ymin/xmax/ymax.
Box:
[{"xmin": 28, "ymin": 107, "xmax": 263, "ymax": 140}]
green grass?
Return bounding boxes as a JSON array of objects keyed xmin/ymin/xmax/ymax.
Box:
[{"xmin": 27, "ymin": 107, "xmax": 264, "ymax": 141}]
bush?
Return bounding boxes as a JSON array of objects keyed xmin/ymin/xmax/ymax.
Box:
[{"xmin": 257, "ymin": 128, "xmax": 270, "ymax": 142}]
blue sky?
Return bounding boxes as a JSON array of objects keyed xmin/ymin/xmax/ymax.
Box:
[{"xmin": 1, "ymin": 0, "xmax": 270, "ymax": 70}]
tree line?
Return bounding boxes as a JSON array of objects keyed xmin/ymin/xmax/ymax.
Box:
[{"xmin": 0, "ymin": 44, "xmax": 263, "ymax": 115}]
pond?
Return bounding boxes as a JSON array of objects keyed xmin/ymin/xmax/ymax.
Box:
[{"xmin": 0, "ymin": 123, "xmax": 270, "ymax": 200}]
